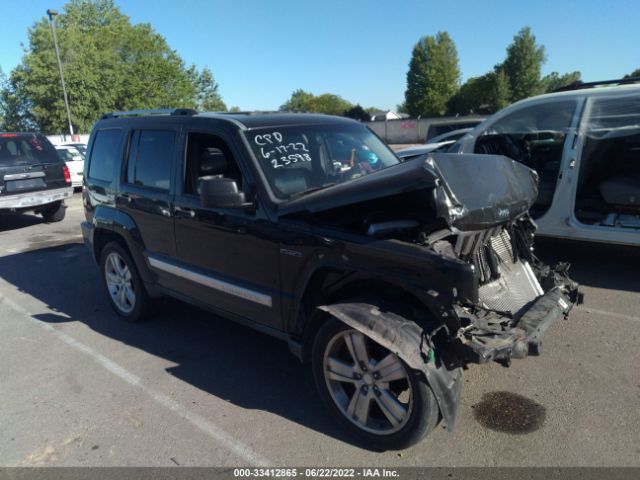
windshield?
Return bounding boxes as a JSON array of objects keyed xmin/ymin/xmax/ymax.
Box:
[
  {"xmin": 0, "ymin": 134, "xmax": 61, "ymax": 167},
  {"xmin": 246, "ymin": 123, "xmax": 400, "ymax": 199}
]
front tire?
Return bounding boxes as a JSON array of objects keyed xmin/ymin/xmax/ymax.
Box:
[
  {"xmin": 312, "ymin": 316, "xmax": 439, "ymax": 450},
  {"xmin": 99, "ymin": 242, "xmax": 151, "ymax": 322}
]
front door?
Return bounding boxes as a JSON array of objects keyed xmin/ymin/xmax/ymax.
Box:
[{"xmin": 168, "ymin": 130, "xmax": 282, "ymax": 330}]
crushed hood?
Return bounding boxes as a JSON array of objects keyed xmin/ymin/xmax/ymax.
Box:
[{"xmin": 278, "ymin": 153, "xmax": 538, "ymax": 230}]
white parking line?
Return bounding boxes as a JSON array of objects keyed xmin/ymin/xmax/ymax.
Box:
[
  {"xmin": 576, "ymin": 306, "xmax": 640, "ymax": 322},
  {"xmin": 0, "ymin": 294, "xmax": 272, "ymax": 467}
]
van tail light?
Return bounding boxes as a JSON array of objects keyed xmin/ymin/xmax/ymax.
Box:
[{"xmin": 63, "ymin": 165, "xmax": 71, "ymax": 184}]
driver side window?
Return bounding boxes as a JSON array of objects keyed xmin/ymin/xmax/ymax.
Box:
[{"xmin": 184, "ymin": 132, "xmax": 243, "ymax": 196}]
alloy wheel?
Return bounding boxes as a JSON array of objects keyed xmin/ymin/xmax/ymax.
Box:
[
  {"xmin": 322, "ymin": 329, "xmax": 413, "ymax": 435},
  {"xmin": 104, "ymin": 252, "xmax": 135, "ymax": 314}
]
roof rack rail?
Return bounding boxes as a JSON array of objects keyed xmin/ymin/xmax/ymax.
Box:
[
  {"xmin": 553, "ymin": 77, "xmax": 640, "ymax": 93},
  {"xmin": 214, "ymin": 110, "xmax": 290, "ymax": 115},
  {"xmin": 101, "ymin": 108, "xmax": 198, "ymax": 119}
]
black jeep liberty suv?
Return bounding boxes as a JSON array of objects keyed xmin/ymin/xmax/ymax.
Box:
[{"xmin": 81, "ymin": 109, "xmax": 578, "ymax": 449}]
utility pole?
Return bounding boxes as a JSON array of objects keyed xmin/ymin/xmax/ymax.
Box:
[{"xmin": 47, "ymin": 9, "xmax": 74, "ymax": 137}]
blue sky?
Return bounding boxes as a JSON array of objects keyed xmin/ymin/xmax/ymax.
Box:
[{"xmin": 1, "ymin": 0, "xmax": 639, "ymax": 111}]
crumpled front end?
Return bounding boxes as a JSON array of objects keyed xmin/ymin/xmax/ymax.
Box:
[{"xmin": 451, "ymin": 217, "xmax": 580, "ymax": 364}]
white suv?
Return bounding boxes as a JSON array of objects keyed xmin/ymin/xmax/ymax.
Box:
[{"xmin": 450, "ymin": 81, "xmax": 640, "ymax": 246}]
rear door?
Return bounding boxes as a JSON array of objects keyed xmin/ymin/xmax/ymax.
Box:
[
  {"xmin": 0, "ymin": 133, "xmax": 68, "ymax": 198},
  {"xmin": 116, "ymin": 127, "xmax": 179, "ymax": 288}
]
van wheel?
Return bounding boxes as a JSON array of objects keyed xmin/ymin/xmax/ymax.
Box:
[
  {"xmin": 41, "ymin": 201, "xmax": 66, "ymax": 222},
  {"xmin": 312, "ymin": 316, "xmax": 439, "ymax": 450},
  {"xmin": 100, "ymin": 242, "xmax": 151, "ymax": 322}
]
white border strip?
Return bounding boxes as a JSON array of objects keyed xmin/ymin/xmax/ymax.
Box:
[{"xmin": 148, "ymin": 256, "xmax": 273, "ymax": 308}]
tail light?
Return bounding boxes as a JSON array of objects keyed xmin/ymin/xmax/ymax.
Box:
[{"xmin": 63, "ymin": 165, "xmax": 71, "ymax": 184}]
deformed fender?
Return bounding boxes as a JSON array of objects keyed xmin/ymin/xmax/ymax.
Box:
[{"xmin": 318, "ymin": 302, "xmax": 463, "ymax": 431}]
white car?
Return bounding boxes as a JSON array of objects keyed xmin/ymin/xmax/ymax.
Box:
[
  {"xmin": 62, "ymin": 142, "xmax": 87, "ymax": 158},
  {"xmin": 396, "ymin": 128, "xmax": 475, "ymax": 160},
  {"xmin": 55, "ymin": 145, "xmax": 84, "ymax": 189},
  {"xmin": 448, "ymin": 79, "xmax": 640, "ymax": 246}
]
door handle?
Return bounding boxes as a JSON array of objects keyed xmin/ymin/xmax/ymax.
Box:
[{"xmin": 174, "ymin": 206, "xmax": 195, "ymax": 218}]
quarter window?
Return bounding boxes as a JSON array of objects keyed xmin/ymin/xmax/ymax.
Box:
[
  {"xmin": 126, "ymin": 130, "xmax": 174, "ymax": 190},
  {"xmin": 87, "ymin": 129, "xmax": 123, "ymax": 182}
]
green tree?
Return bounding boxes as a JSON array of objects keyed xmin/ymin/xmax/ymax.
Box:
[
  {"xmin": 491, "ymin": 68, "xmax": 512, "ymax": 110},
  {"xmin": 623, "ymin": 68, "xmax": 640, "ymax": 79},
  {"xmin": 279, "ymin": 89, "xmax": 315, "ymax": 111},
  {"xmin": 3, "ymin": 0, "xmax": 224, "ymax": 133},
  {"xmin": 502, "ymin": 27, "xmax": 546, "ymax": 101},
  {"xmin": 280, "ymin": 90, "xmax": 352, "ymax": 115},
  {"xmin": 0, "ymin": 65, "xmax": 38, "ymax": 131},
  {"xmin": 404, "ymin": 31, "xmax": 460, "ymax": 117},
  {"xmin": 0, "ymin": 68, "xmax": 5, "ymax": 128},
  {"xmin": 191, "ymin": 66, "xmax": 226, "ymax": 111},
  {"xmin": 344, "ymin": 104, "xmax": 370, "ymax": 121},
  {"xmin": 308, "ymin": 94, "xmax": 352, "ymax": 115},
  {"xmin": 541, "ymin": 71, "xmax": 582, "ymax": 92},
  {"xmin": 395, "ymin": 102, "xmax": 408, "ymax": 114},
  {"xmin": 447, "ymin": 69, "xmax": 511, "ymax": 115}
]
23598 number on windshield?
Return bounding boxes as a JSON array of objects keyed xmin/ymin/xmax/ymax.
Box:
[{"xmin": 270, "ymin": 153, "xmax": 312, "ymax": 169}]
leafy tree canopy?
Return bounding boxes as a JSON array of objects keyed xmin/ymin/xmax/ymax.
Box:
[
  {"xmin": 447, "ymin": 69, "xmax": 511, "ymax": 115},
  {"xmin": 541, "ymin": 71, "xmax": 582, "ymax": 92},
  {"xmin": 343, "ymin": 104, "xmax": 370, "ymax": 121},
  {"xmin": 623, "ymin": 68, "xmax": 640, "ymax": 79},
  {"xmin": 0, "ymin": 0, "xmax": 225, "ymax": 133},
  {"xmin": 502, "ymin": 27, "xmax": 546, "ymax": 101},
  {"xmin": 189, "ymin": 65, "xmax": 226, "ymax": 112},
  {"xmin": 280, "ymin": 89, "xmax": 353, "ymax": 116},
  {"xmin": 404, "ymin": 32, "xmax": 460, "ymax": 117}
]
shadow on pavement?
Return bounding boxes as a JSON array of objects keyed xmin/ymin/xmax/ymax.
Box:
[
  {"xmin": 0, "ymin": 237, "xmax": 637, "ymax": 450},
  {"xmin": 0, "ymin": 242, "xmax": 353, "ymax": 447},
  {"xmin": 535, "ymin": 237, "xmax": 640, "ymax": 293},
  {"xmin": 0, "ymin": 213, "xmax": 44, "ymax": 232}
]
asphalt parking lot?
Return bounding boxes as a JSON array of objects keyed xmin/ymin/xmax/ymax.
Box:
[{"xmin": 1, "ymin": 193, "xmax": 639, "ymax": 467}]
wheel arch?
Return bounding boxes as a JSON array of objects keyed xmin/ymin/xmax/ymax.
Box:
[
  {"xmin": 294, "ymin": 266, "xmax": 446, "ymax": 363},
  {"xmin": 91, "ymin": 206, "xmax": 155, "ymax": 286}
]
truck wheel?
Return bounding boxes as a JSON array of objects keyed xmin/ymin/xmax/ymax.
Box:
[
  {"xmin": 99, "ymin": 242, "xmax": 151, "ymax": 322},
  {"xmin": 312, "ymin": 316, "xmax": 439, "ymax": 450},
  {"xmin": 41, "ymin": 201, "xmax": 66, "ymax": 222}
]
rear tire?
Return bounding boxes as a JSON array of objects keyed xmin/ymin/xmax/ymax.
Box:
[
  {"xmin": 312, "ymin": 316, "xmax": 439, "ymax": 450},
  {"xmin": 99, "ymin": 241, "xmax": 151, "ymax": 322},
  {"xmin": 41, "ymin": 201, "xmax": 65, "ymax": 222}
]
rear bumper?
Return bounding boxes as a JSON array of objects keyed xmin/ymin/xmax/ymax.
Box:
[
  {"xmin": 0, "ymin": 187, "xmax": 73, "ymax": 210},
  {"xmin": 458, "ymin": 286, "xmax": 574, "ymax": 364}
]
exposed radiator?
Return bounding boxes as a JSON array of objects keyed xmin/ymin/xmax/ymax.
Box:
[{"xmin": 456, "ymin": 228, "xmax": 544, "ymax": 314}]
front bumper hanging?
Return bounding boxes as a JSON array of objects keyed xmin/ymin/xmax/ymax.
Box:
[{"xmin": 457, "ymin": 286, "xmax": 574, "ymax": 364}]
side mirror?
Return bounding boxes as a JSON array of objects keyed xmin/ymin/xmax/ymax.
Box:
[{"xmin": 199, "ymin": 176, "xmax": 247, "ymax": 208}]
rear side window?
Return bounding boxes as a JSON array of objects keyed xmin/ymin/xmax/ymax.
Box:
[
  {"xmin": 126, "ymin": 130, "xmax": 174, "ymax": 190},
  {"xmin": 88, "ymin": 129, "xmax": 123, "ymax": 182},
  {"xmin": 0, "ymin": 134, "xmax": 60, "ymax": 167}
]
